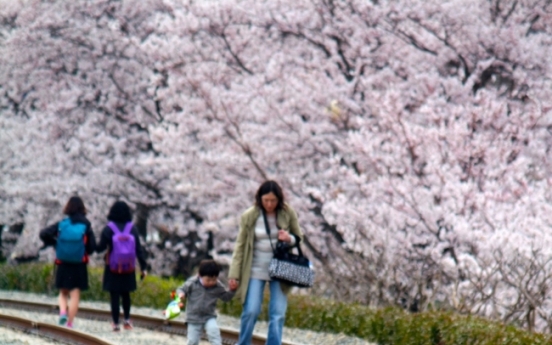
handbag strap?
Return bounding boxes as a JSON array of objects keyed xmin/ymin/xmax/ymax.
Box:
[
  {"xmin": 262, "ymin": 209, "xmax": 304, "ymax": 257},
  {"xmin": 262, "ymin": 209, "xmax": 277, "ymax": 255}
]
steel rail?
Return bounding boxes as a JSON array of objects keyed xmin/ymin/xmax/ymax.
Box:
[
  {"xmin": 0, "ymin": 312, "xmax": 115, "ymax": 345},
  {"xmin": 0, "ymin": 298, "xmax": 303, "ymax": 345}
]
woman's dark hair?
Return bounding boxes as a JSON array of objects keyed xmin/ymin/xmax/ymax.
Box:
[
  {"xmin": 107, "ymin": 201, "xmax": 133, "ymax": 223},
  {"xmin": 63, "ymin": 196, "xmax": 86, "ymax": 216},
  {"xmin": 255, "ymin": 180, "xmax": 285, "ymax": 212},
  {"xmin": 198, "ymin": 259, "xmax": 220, "ymax": 277}
]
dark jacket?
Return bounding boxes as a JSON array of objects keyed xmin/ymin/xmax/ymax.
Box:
[
  {"xmin": 39, "ymin": 213, "xmax": 96, "ymax": 264},
  {"xmin": 96, "ymin": 222, "xmax": 147, "ymax": 292}
]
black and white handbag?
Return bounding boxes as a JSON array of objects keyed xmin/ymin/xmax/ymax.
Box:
[{"xmin": 262, "ymin": 210, "xmax": 314, "ymax": 288}]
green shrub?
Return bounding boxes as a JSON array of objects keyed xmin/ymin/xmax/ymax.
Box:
[
  {"xmin": 0, "ymin": 263, "xmax": 181, "ymax": 310},
  {"xmin": 221, "ymin": 290, "xmax": 552, "ymax": 344},
  {"xmin": 0, "ymin": 262, "xmax": 56, "ymax": 294},
  {"xmin": 132, "ymin": 273, "xmax": 184, "ymax": 309},
  {"xmin": 1, "ymin": 263, "xmax": 551, "ymax": 344}
]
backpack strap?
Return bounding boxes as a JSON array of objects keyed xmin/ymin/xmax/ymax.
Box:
[
  {"xmin": 107, "ymin": 222, "xmax": 121, "ymax": 234},
  {"xmin": 122, "ymin": 222, "xmax": 133, "ymax": 235},
  {"xmin": 107, "ymin": 221, "xmax": 134, "ymax": 235}
]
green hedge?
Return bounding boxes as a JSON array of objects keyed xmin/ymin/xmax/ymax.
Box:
[
  {"xmin": 1, "ymin": 263, "xmax": 550, "ymax": 344},
  {"xmin": 0, "ymin": 262, "xmax": 182, "ymax": 310}
]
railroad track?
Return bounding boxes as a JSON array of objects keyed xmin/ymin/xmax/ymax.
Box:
[
  {"xmin": 0, "ymin": 312, "xmax": 113, "ymax": 345},
  {"xmin": 0, "ymin": 298, "xmax": 301, "ymax": 345}
]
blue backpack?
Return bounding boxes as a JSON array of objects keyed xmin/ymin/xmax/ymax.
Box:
[{"xmin": 56, "ymin": 218, "xmax": 86, "ymax": 263}]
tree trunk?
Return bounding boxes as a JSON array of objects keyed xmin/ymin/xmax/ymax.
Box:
[{"xmin": 134, "ymin": 203, "xmax": 149, "ymax": 239}]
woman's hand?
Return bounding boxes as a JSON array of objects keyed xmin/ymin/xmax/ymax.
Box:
[
  {"xmin": 278, "ymin": 230, "xmax": 292, "ymax": 243},
  {"xmin": 229, "ymin": 279, "xmax": 239, "ymax": 291}
]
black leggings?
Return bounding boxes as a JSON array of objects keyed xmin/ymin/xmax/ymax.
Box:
[{"xmin": 109, "ymin": 291, "xmax": 131, "ymax": 324}]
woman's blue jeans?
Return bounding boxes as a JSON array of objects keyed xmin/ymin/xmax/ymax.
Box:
[{"xmin": 237, "ymin": 279, "xmax": 288, "ymax": 345}]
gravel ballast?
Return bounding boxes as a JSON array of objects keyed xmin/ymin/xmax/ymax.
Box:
[
  {"xmin": 0, "ymin": 326, "xmax": 65, "ymax": 345},
  {"xmin": 0, "ymin": 290, "xmax": 374, "ymax": 345}
]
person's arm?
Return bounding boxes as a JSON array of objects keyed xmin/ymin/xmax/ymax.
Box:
[
  {"xmin": 176, "ymin": 280, "xmax": 192, "ymax": 300},
  {"xmin": 96, "ymin": 226, "xmax": 110, "ymax": 253},
  {"xmin": 218, "ymin": 282, "xmax": 237, "ymax": 302},
  {"xmin": 132, "ymin": 227, "xmax": 148, "ymax": 274},
  {"xmin": 277, "ymin": 207, "xmax": 303, "ymax": 245},
  {"xmin": 289, "ymin": 235, "xmax": 297, "ymax": 246},
  {"xmin": 39, "ymin": 222, "xmax": 59, "ymax": 248},
  {"xmin": 84, "ymin": 222, "xmax": 96, "ymax": 255},
  {"xmin": 228, "ymin": 212, "xmax": 249, "ymax": 286},
  {"xmin": 288, "ymin": 207, "xmax": 303, "ymax": 244}
]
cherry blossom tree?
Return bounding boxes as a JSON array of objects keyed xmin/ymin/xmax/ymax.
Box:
[
  {"xmin": 0, "ymin": 0, "xmax": 184, "ymax": 267},
  {"xmin": 2, "ymin": 0, "xmax": 552, "ymax": 331}
]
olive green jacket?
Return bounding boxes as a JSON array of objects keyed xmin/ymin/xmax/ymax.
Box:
[{"xmin": 229, "ymin": 204, "xmax": 304, "ymax": 303}]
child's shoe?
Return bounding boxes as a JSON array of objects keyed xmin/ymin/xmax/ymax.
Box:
[
  {"xmin": 66, "ymin": 321, "xmax": 73, "ymax": 329},
  {"xmin": 58, "ymin": 314, "xmax": 67, "ymax": 326},
  {"xmin": 123, "ymin": 320, "xmax": 133, "ymax": 330},
  {"xmin": 112, "ymin": 323, "xmax": 120, "ymax": 332}
]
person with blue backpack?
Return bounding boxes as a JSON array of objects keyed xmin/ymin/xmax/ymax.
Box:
[
  {"xmin": 96, "ymin": 201, "xmax": 147, "ymax": 331},
  {"xmin": 39, "ymin": 196, "xmax": 96, "ymax": 328}
]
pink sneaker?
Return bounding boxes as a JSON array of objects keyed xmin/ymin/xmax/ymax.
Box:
[{"xmin": 123, "ymin": 320, "xmax": 133, "ymax": 330}]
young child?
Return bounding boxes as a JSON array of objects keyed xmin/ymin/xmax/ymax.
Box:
[{"xmin": 176, "ymin": 259, "xmax": 237, "ymax": 345}]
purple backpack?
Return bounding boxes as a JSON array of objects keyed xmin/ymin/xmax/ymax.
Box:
[{"xmin": 107, "ymin": 221, "xmax": 136, "ymax": 274}]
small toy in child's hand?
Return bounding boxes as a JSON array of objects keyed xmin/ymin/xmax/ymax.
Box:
[{"xmin": 163, "ymin": 291, "xmax": 182, "ymax": 320}]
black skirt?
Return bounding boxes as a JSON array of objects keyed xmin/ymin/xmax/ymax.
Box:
[
  {"xmin": 55, "ymin": 263, "xmax": 89, "ymax": 290},
  {"xmin": 102, "ymin": 265, "xmax": 137, "ymax": 292}
]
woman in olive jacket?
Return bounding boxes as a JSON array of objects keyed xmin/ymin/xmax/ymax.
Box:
[{"xmin": 228, "ymin": 180, "xmax": 303, "ymax": 345}]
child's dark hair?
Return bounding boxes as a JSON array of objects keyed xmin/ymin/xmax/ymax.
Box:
[
  {"xmin": 198, "ymin": 260, "xmax": 220, "ymax": 277},
  {"xmin": 63, "ymin": 196, "xmax": 86, "ymax": 216},
  {"xmin": 107, "ymin": 201, "xmax": 132, "ymax": 223}
]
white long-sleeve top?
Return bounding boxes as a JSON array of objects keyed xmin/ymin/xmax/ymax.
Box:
[{"xmin": 250, "ymin": 214, "xmax": 298, "ymax": 281}]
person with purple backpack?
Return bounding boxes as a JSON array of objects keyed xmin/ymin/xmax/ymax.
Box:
[{"xmin": 96, "ymin": 201, "xmax": 147, "ymax": 331}]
